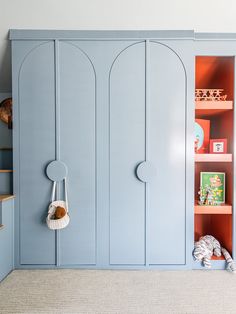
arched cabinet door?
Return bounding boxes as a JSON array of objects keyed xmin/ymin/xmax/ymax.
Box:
[
  {"xmin": 109, "ymin": 42, "xmax": 146, "ymax": 265},
  {"xmin": 18, "ymin": 41, "xmax": 56, "ymax": 264},
  {"xmin": 59, "ymin": 42, "xmax": 96, "ymax": 265},
  {"xmin": 148, "ymin": 42, "xmax": 186, "ymax": 265}
]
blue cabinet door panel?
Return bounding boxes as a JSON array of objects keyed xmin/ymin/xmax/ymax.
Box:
[
  {"xmin": 149, "ymin": 42, "xmax": 186, "ymax": 265},
  {"xmin": 109, "ymin": 42, "xmax": 146, "ymax": 265},
  {"xmin": 59, "ymin": 42, "xmax": 96, "ymax": 265},
  {"xmin": 19, "ymin": 42, "xmax": 56, "ymax": 264}
]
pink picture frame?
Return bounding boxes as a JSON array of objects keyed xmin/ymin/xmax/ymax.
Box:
[{"xmin": 210, "ymin": 139, "xmax": 227, "ymax": 154}]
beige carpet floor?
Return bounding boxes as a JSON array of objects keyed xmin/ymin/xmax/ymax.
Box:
[{"xmin": 0, "ymin": 269, "xmax": 236, "ymax": 314}]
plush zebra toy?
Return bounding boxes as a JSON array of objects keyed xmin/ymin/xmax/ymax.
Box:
[{"xmin": 193, "ymin": 235, "xmax": 236, "ymax": 272}]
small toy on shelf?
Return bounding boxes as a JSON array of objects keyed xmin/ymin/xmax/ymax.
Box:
[
  {"xmin": 0, "ymin": 98, "xmax": 12, "ymax": 129},
  {"xmin": 205, "ymin": 186, "xmax": 213, "ymax": 205},
  {"xmin": 198, "ymin": 186, "xmax": 206, "ymax": 205},
  {"xmin": 193, "ymin": 235, "xmax": 235, "ymax": 272},
  {"xmin": 204, "ymin": 185, "xmax": 217, "ymax": 206},
  {"xmin": 198, "ymin": 185, "xmax": 218, "ymax": 206},
  {"xmin": 195, "ymin": 89, "xmax": 227, "ymax": 101}
]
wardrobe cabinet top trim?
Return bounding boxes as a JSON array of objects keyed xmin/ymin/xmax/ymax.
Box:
[
  {"xmin": 10, "ymin": 30, "xmax": 236, "ymax": 41},
  {"xmin": 9, "ymin": 29, "xmax": 195, "ymax": 40},
  {"xmin": 195, "ymin": 33, "xmax": 236, "ymax": 40}
]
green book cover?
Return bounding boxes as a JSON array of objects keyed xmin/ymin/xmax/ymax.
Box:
[{"xmin": 200, "ymin": 172, "xmax": 225, "ymax": 204}]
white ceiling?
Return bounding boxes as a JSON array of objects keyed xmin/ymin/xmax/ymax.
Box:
[{"xmin": 1, "ymin": 0, "xmax": 236, "ymax": 92}]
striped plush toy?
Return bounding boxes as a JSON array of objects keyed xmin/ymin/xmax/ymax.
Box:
[{"xmin": 193, "ymin": 235, "xmax": 236, "ymax": 272}]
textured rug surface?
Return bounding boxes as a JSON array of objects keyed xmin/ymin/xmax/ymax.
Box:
[{"xmin": 0, "ymin": 269, "xmax": 236, "ymax": 314}]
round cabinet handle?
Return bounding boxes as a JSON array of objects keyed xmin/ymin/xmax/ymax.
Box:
[
  {"xmin": 136, "ymin": 161, "xmax": 156, "ymax": 183},
  {"xmin": 46, "ymin": 160, "xmax": 68, "ymax": 182}
]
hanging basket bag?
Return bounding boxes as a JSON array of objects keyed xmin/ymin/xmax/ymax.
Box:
[{"xmin": 46, "ymin": 178, "xmax": 70, "ymax": 230}]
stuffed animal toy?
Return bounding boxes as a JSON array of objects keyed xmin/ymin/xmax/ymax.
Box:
[
  {"xmin": 193, "ymin": 235, "xmax": 235, "ymax": 272},
  {"xmin": 0, "ymin": 98, "xmax": 12, "ymax": 129},
  {"xmin": 54, "ymin": 206, "xmax": 66, "ymax": 220}
]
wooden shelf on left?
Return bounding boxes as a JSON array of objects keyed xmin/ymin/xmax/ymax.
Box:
[
  {"xmin": 0, "ymin": 148, "xmax": 12, "ymax": 150},
  {"xmin": 0, "ymin": 170, "xmax": 13, "ymax": 173},
  {"xmin": 0, "ymin": 195, "xmax": 15, "ymax": 202}
]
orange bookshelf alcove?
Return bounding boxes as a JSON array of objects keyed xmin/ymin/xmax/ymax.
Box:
[{"xmin": 194, "ymin": 56, "xmax": 234, "ymax": 259}]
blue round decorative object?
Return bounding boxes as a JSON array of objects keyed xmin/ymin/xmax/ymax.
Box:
[
  {"xmin": 136, "ymin": 161, "xmax": 156, "ymax": 183},
  {"xmin": 46, "ymin": 160, "xmax": 68, "ymax": 182},
  {"xmin": 195, "ymin": 122, "xmax": 204, "ymax": 150}
]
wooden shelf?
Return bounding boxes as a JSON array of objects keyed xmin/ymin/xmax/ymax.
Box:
[
  {"xmin": 211, "ymin": 255, "xmax": 225, "ymax": 260},
  {"xmin": 195, "ymin": 101, "xmax": 233, "ymax": 116},
  {"xmin": 195, "ymin": 154, "xmax": 232, "ymax": 162},
  {"xmin": 196, "ymin": 100, "xmax": 233, "ymax": 110},
  {"xmin": 195, "ymin": 202, "xmax": 232, "ymax": 214},
  {"xmin": 0, "ymin": 170, "xmax": 13, "ymax": 173},
  {"xmin": 0, "ymin": 195, "xmax": 14, "ymax": 202}
]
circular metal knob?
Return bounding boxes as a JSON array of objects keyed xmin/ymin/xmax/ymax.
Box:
[{"xmin": 136, "ymin": 161, "xmax": 156, "ymax": 183}]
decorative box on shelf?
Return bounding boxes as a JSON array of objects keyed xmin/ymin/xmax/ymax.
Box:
[
  {"xmin": 210, "ymin": 139, "xmax": 227, "ymax": 154},
  {"xmin": 195, "ymin": 89, "xmax": 227, "ymax": 101}
]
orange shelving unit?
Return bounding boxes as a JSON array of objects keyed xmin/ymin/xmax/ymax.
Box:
[{"xmin": 194, "ymin": 56, "xmax": 234, "ymax": 257}]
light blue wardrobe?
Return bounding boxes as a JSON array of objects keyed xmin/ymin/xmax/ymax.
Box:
[
  {"xmin": 0, "ymin": 197, "xmax": 14, "ymax": 280},
  {"xmin": 10, "ymin": 30, "xmax": 194, "ymax": 269}
]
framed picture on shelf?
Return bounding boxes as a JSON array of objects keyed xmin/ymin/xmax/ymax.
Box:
[
  {"xmin": 210, "ymin": 139, "xmax": 227, "ymax": 154},
  {"xmin": 195, "ymin": 119, "xmax": 210, "ymax": 153},
  {"xmin": 200, "ymin": 172, "xmax": 225, "ymax": 204}
]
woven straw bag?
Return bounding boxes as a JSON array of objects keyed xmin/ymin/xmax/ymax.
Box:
[{"xmin": 46, "ymin": 178, "xmax": 70, "ymax": 230}]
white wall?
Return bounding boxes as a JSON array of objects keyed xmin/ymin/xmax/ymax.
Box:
[{"xmin": 1, "ymin": 0, "xmax": 236, "ymax": 91}]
